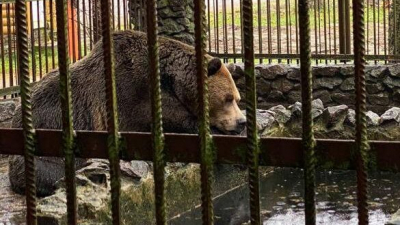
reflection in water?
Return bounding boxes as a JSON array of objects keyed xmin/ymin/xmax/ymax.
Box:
[{"xmin": 171, "ymin": 167, "xmax": 400, "ymax": 225}]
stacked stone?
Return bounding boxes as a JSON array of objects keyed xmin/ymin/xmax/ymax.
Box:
[{"xmin": 230, "ymin": 63, "xmax": 400, "ymax": 115}]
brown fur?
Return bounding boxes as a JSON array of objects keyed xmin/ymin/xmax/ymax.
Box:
[{"xmin": 9, "ymin": 30, "xmax": 245, "ymax": 196}]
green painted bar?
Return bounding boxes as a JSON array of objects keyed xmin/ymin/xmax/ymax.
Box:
[
  {"xmin": 100, "ymin": 0, "xmax": 121, "ymax": 224},
  {"xmin": 55, "ymin": 0, "xmax": 77, "ymax": 224}
]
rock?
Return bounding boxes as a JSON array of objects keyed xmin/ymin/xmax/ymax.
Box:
[
  {"xmin": 312, "ymin": 66, "xmax": 340, "ymax": 77},
  {"xmin": 387, "ymin": 209, "xmax": 400, "ymax": 225},
  {"xmin": 288, "ymin": 102, "xmax": 302, "ymax": 119},
  {"xmin": 312, "ymin": 99, "xmax": 324, "ymax": 119},
  {"xmin": 345, "ymin": 109, "xmax": 356, "ymax": 126},
  {"xmin": 271, "ymin": 78, "xmax": 294, "ymax": 93},
  {"xmin": 383, "ymin": 76, "xmax": 400, "ymax": 88},
  {"xmin": 269, "ymin": 105, "xmax": 291, "ymax": 124},
  {"xmin": 394, "ymin": 89, "xmax": 400, "ymax": 103},
  {"xmin": 368, "ymin": 93, "xmax": 390, "ymax": 106},
  {"xmin": 159, "ymin": 18, "xmax": 185, "ymax": 34},
  {"xmin": 368, "ymin": 66, "xmax": 388, "ymax": 78},
  {"xmin": 313, "ymin": 90, "xmax": 333, "ymax": 103},
  {"xmin": 332, "ymin": 92, "xmax": 355, "ymax": 105},
  {"xmin": 313, "ymin": 77, "xmax": 343, "ymax": 90},
  {"xmin": 0, "ymin": 100, "xmax": 16, "ymax": 123},
  {"xmin": 287, "ymin": 91, "xmax": 301, "ymax": 103},
  {"xmin": 366, "ymin": 83, "xmax": 384, "ymax": 94},
  {"xmin": 256, "ymin": 79, "xmax": 272, "ymax": 97},
  {"xmin": 226, "ymin": 63, "xmax": 236, "ymax": 74},
  {"xmin": 340, "ymin": 66, "xmax": 354, "ymax": 77},
  {"xmin": 266, "ymin": 90, "xmax": 285, "ymax": 102},
  {"xmin": 340, "ymin": 78, "xmax": 355, "ymax": 91},
  {"xmin": 120, "ymin": 161, "xmax": 150, "ymax": 179},
  {"xmin": 322, "ymin": 105, "xmax": 349, "ymax": 128},
  {"xmin": 241, "ymin": 109, "xmax": 278, "ymax": 133},
  {"xmin": 380, "ymin": 107, "xmax": 400, "ymax": 125},
  {"xmin": 286, "ymin": 67, "xmax": 300, "ymax": 81},
  {"xmin": 231, "ymin": 63, "xmax": 245, "ymax": 79},
  {"xmin": 258, "ymin": 64, "xmax": 288, "ymax": 80},
  {"xmin": 388, "ymin": 64, "xmax": 400, "ymax": 77},
  {"xmin": 366, "ymin": 111, "xmax": 380, "ymax": 126}
]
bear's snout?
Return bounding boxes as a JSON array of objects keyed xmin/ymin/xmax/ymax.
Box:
[{"xmin": 234, "ymin": 117, "xmax": 246, "ymax": 133}]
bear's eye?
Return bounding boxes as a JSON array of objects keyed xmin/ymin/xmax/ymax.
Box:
[{"xmin": 225, "ymin": 94, "xmax": 234, "ymax": 103}]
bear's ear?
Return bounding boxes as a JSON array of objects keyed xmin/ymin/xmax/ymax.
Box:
[{"xmin": 207, "ymin": 58, "xmax": 222, "ymax": 76}]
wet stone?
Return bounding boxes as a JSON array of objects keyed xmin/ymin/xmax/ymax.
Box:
[
  {"xmin": 340, "ymin": 78, "xmax": 355, "ymax": 91},
  {"xmin": 314, "ymin": 77, "xmax": 343, "ymax": 90},
  {"xmin": 322, "ymin": 105, "xmax": 349, "ymax": 128},
  {"xmin": 366, "ymin": 111, "xmax": 380, "ymax": 126},
  {"xmin": 271, "ymin": 78, "xmax": 294, "ymax": 93},
  {"xmin": 366, "ymin": 83, "xmax": 385, "ymax": 94},
  {"xmin": 312, "ymin": 66, "xmax": 340, "ymax": 77},
  {"xmin": 269, "ymin": 105, "xmax": 291, "ymax": 124},
  {"xmin": 368, "ymin": 93, "xmax": 390, "ymax": 106},
  {"xmin": 380, "ymin": 107, "xmax": 400, "ymax": 125}
]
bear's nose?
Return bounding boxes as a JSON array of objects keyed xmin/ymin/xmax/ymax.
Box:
[{"xmin": 235, "ymin": 117, "xmax": 246, "ymax": 133}]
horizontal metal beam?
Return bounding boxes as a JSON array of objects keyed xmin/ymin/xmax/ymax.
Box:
[
  {"xmin": 211, "ymin": 53, "xmax": 400, "ymax": 61},
  {"xmin": 0, "ymin": 128, "xmax": 399, "ymax": 172}
]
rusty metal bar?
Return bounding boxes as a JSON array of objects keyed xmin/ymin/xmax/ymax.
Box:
[
  {"xmin": 50, "ymin": 0, "xmax": 56, "ymax": 69},
  {"xmin": 146, "ymin": 0, "xmax": 167, "ymax": 223},
  {"xmin": 15, "ymin": 0, "xmax": 37, "ymax": 223},
  {"xmin": 298, "ymin": 0, "xmax": 317, "ymax": 223},
  {"xmin": 0, "ymin": 4, "xmax": 5, "ymax": 89},
  {"xmin": 29, "ymin": 1, "xmax": 36, "ymax": 82},
  {"xmin": 43, "ymin": 0, "xmax": 49, "ymax": 73},
  {"xmin": 353, "ymin": 0, "xmax": 370, "ymax": 223},
  {"xmin": 2, "ymin": 129, "xmax": 400, "ymax": 171},
  {"xmin": 211, "ymin": 53, "xmax": 400, "ymax": 60},
  {"xmin": 100, "ymin": 0, "xmax": 121, "ymax": 223},
  {"xmin": 55, "ymin": 0, "xmax": 77, "ymax": 224},
  {"xmin": 6, "ymin": 4, "xmax": 13, "ymax": 87},
  {"xmin": 36, "ymin": 0, "xmax": 42, "ymax": 78},
  {"xmin": 242, "ymin": 0, "xmax": 260, "ymax": 223},
  {"xmin": 194, "ymin": 0, "xmax": 215, "ymax": 223}
]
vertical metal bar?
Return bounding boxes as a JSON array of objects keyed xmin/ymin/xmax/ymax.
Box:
[
  {"xmin": 122, "ymin": 0, "xmax": 127, "ymax": 29},
  {"xmin": 373, "ymin": 0, "xmax": 377, "ymax": 62},
  {"xmin": 43, "ymin": 0, "xmax": 49, "ymax": 73},
  {"xmin": 216, "ymin": 0, "xmax": 219, "ymax": 54},
  {"xmin": 353, "ymin": 0, "xmax": 370, "ymax": 223},
  {"xmin": 117, "ymin": 0, "xmax": 121, "ymax": 30},
  {"xmin": 83, "ymin": 0, "xmax": 87, "ymax": 56},
  {"xmin": 328, "ymin": 0, "xmax": 331, "ymax": 57},
  {"xmin": 112, "ymin": 0, "xmax": 115, "ymax": 30},
  {"xmin": 323, "ymin": 0, "xmax": 328, "ymax": 64},
  {"xmin": 333, "ymin": 0, "xmax": 337, "ymax": 64},
  {"xmin": 267, "ymin": 0, "xmax": 272, "ymax": 64},
  {"xmin": 285, "ymin": 0, "xmax": 290, "ymax": 63},
  {"xmin": 383, "ymin": 0, "xmax": 387, "ymax": 62},
  {"xmin": 0, "ymin": 4, "xmax": 5, "ymax": 89},
  {"xmin": 6, "ymin": 5, "xmax": 13, "ymax": 87},
  {"xmin": 194, "ymin": 0, "xmax": 214, "ymax": 223},
  {"xmin": 243, "ymin": 0, "xmax": 260, "ymax": 223},
  {"xmin": 50, "ymin": 0, "xmax": 56, "ymax": 69},
  {"xmin": 377, "ymin": 0, "xmax": 380, "ymax": 58},
  {"xmin": 223, "ymin": 0, "xmax": 228, "ymax": 62},
  {"xmin": 88, "ymin": 0, "xmax": 93, "ymax": 50},
  {"xmin": 231, "ymin": 0, "xmax": 236, "ymax": 63},
  {"xmin": 15, "ymin": 0, "xmax": 37, "ymax": 223},
  {"xmin": 257, "ymin": 0, "xmax": 262, "ymax": 63},
  {"xmin": 146, "ymin": 0, "xmax": 166, "ymax": 224},
  {"xmin": 29, "ymin": 1, "xmax": 36, "ymax": 82},
  {"xmin": 70, "ymin": 0, "xmax": 76, "ymax": 62},
  {"xmin": 100, "ymin": 0, "xmax": 121, "ymax": 224},
  {"xmin": 295, "ymin": 0, "xmax": 299, "ymax": 64},
  {"xmin": 299, "ymin": 0, "xmax": 316, "ymax": 224},
  {"xmin": 77, "ymin": 0, "xmax": 82, "ymax": 59},
  {"xmin": 240, "ymin": 0, "xmax": 243, "ymax": 61},
  {"xmin": 345, "ymin": 0, "xmax": 351, "ymax": 56},
  {"xmin": 277, "ymin": 0, "xmax": 281, "ymax": 63},
  {"xmin": 313, "ymin": 0, "xmax": 318, "ymax": 64},
  {"xmin": 208, "ymin": 0, "xmax": 211, "ymax": 52},
  {"xmin": 55, "ymin": 0, "xmax": 77, "ymax": 224},
  {"xmin": 36, "ymin": 0, "xmax": 43, "ymax": 78}
]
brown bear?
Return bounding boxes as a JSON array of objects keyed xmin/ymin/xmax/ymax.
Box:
[{"xmin": 9, "ymin": 30, "xmax": 246, "ymax": 196}]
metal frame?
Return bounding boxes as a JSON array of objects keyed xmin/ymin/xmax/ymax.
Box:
[{"xmin": 0, "ymin": 0, "xmax": 380, "ymax": 224}]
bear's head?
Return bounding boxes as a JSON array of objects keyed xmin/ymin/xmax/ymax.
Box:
[{"xmin": 207, "ymin": 58, "xmax": 246, "ymax": 134}]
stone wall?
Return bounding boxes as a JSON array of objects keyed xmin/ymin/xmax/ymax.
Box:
[{"xmin": 229, "ymin": 63, "xmax": 400, "ymax": 114}]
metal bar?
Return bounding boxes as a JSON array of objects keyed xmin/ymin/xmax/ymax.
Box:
[
  {"xmin": 77, "ymin": 0, "xmax": 81, "ymax": 59},
  {"xmin": 55, "ymin": 0, "xmax": 77, "ymax": 224},
  {"xmin": 266, "ymin": 0, "xmax": 272, "ymax": 64},
  {"xmin": 285, "ymin": 0, "xmax": 289, "ymax": 63},
  {"xmin": 117, "ymin": 0, "xmax": 120, "ymax": 30},
  {"xmin": 299, "ymin": 0, "xmax": 317, "ymax": 223},
  {"xmin": 3, "ymin": 130, "xmax": 400, "ymax": 171},
  {"xmin": 313, "ymin": 0, "xmax": 318, "ymax": 64},
  {"xmin": 223, "ymin": 0, "xmax": 228, "ymax": 62},
  {"xmin": 242, "ymin": 0, "xmax": 260, "ymax": 223},
  {"xmin": 216, "ymin": 0, "xmax": 219, "ymax": 54},
  {"xmin": 333, "ymin": 0, "xmax": 337, "ymax": 64},
  {"xmin": 36, "ymin": 0, "xmax": 42, "ymax": 78},
  {"xmin": 295, "ymin": 0, "xmax": 299, "ymax": 64},
  {"xmin": 0, "ymin": 4, "xmax": 6, "ymax": 89},
  {"xmin": 88, "ymin": 0, "xmax": 93, "ymax": 49},
  {"xmin": 43, "ymin": 0, "xmax": 49, "ymax": 73},
  {"xmin": 146, "ymin": 0, "xmax": 166, "ymax": 223},
  {"xmin": 323, "ymin": 0, "xmax": 328, "ymax": 64},
  {"xmin": 384, "ymin": 0, "xmax": 387, "ymax": 63},
  {"xmin": 15, "ymin": 0, "xmax": 37, "ymax": 223},
  {"xmin": 194, "ymin": 0, "xmax": 214, "ymax": 223},
  {"xmin": 50, "ymin": 0, "xmax": 56, "ymax": 69},
  {"xmin": 210, "ymin": 53, "xmax": 400, "ymax": 60},
  {"xmin": 29, "ymin": 1, "xmax": 36, "ymax": 82},
  {"xmin": 230, "ymin": 0, "xmax": 236, "ymax": 63},
  {"xmin": 257, "ymin": 0, "xmax": 262, "ymax": 64},
  {"xmin": 6, "ymin": 5, "xmax": 13, "ymax": 87},
  {"xmin": 100, "ymin": 0, "xmax": 121, "ymax": 223},
  {"xmin": 353, "ymin": 0, "xmax": 370, "ymax": 222},
  {"xmin": 207, "ymin": 0, "xmax": 211, "ymax": 52},
  {"xmin": 83, "ymin": 0, "xmax": 87, "ymax": 56},
  {"xmin": 70, "ymin": 0, "xmax": 76, "ymax": 62},
  {"xmin": 277, "ymin": 0, "xmax": 281, "ymax": 63}
]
